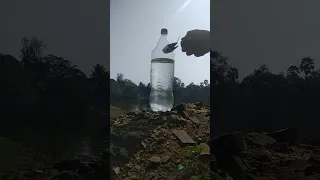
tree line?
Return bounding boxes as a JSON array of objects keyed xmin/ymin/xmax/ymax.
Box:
[
  {"xmin": 0, "ymin": 37, "xmax": 110, "ymax": 153},
  {"xmin": 110, "ymin": 73, "xmax": 210, "ymax": 105},
  {"xmin": 210, "ymin": 50, "xmax": 320, "ymax": 137}
]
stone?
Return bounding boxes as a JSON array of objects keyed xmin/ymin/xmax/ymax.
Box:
[
  {"xmin": 187, "ymin": 113, "xmax": 200, "ymax": 124},
  {"xmin": 161, "ymin": 155, "xmax": 171, "ymax": 163},
  {"xmin": 198, "ymin": 143, "xmax": 210, "ymax": 155},
  {"xmin": 173, "ymin": 130, "xmax": 196, "ymax": 144},
  {"xmin": 113, "ymin": 167, "xmax": 120, "ymax": 175},
  {"xmin": 245, "ymin": 133, "xmax": 276, "ymax": 147},
  {"xmin": 149, "ymin": 156, "xmax": 161, "ymax": 163}
]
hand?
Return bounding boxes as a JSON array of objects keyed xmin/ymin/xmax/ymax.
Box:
[{"xmin": 180, "ymin": 29, "xmax": 210, "ymax": 57}]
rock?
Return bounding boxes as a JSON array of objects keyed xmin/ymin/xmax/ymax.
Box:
[
  {"xmin": 195, "ymin": 102, "xmax": 203, "ymax": 107},
  {"xmin": 186, "ymin": 113, "xmax": 200, "ymax": 124},
  {"xmin": 160, "ymin": 155, "xmax": 171, "ymax": 163},
  {"xmin": 113, "ymin": 167, "xmax": 120, "ymax": 175},
  {"xmin": 167, "ymin": 114, "xmax": 188, "ymax": 125},
  {"xmin": 198, "ymin": 143, "xmax": 210, "ymax": 155},
  {"xmin": 173, "ymin": 130, "xmax": 196, "ymax": 144},
  {"xmin": 185, "ymin": 103, "xmax": 197, "ymax": 110},
  {"xmin": 32, "ymin": 169, "xmax": 45, "ymax": 174},
  {"xmin": 245, "ymin": 133, "xmax": 276, "ymax": 147},
  {"xmin": 149, "ymin": 156, "xmax": 161, "ymax": 163},
  {"xmin": 265, "ymin": 128, "xmax": 299, "ymax": 142}
]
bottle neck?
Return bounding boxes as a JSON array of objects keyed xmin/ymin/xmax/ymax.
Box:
[{"xmin": 156, "ymin": 35, "xmax": 169, "ymax": 48}]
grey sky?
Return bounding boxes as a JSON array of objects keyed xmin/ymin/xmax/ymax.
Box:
[
  {"xmin": 0, "ymin": 0, "xmax": 109, "ymax": 73},
  {"xmin": 212, "ymin": 0, "xmax": 320, "ymax": 78},
  {"xmin": 111, "ymin": 0, "xmax": 210, "ymax": 85}
]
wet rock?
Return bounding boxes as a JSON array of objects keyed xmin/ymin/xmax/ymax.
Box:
[{"xmin": 173, "ymin": 130, "xmax": 196, "ymax": 144}]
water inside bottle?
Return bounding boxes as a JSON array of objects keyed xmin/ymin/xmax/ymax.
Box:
[{"xmin": 150, "ymin": 58, "xmax": 174, "ymax": 111}]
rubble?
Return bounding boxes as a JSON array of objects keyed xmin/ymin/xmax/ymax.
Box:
[{"xmin": 212, "ymin": 129, "xmax": 320, "ymax": 180}]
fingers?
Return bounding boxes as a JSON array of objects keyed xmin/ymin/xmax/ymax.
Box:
[
  {"xmin": 181, "ymin": 37, "xmax": 207, "ymax": 57},
  {"xmin": 181, "ymin": 29, "xmax": 209, "ymax": 57},
  {"xmin": 181, "ymin": 29, "xmax": 199, "ymax": 41}
]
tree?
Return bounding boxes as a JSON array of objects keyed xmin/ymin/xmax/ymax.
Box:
[
  {"xmin": 300, "ymin": 57, "xmax": 315, "ymax": 78},
  {"xmin": 226, "ymin": 67, "xmax": 239, "ymax": 84},
  {"xmin": 20, "ymin": 37, "xmax": 46, "ymax": 64},
  {"xmin": 116, "ymin": 73, "xmax": 124, "ymax": 83},
  {"xmin": 204, "ymin": 80, "xmax": 209, "ymax": 86}
]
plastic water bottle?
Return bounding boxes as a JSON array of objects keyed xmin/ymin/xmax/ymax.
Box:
[{"xmin": 149, "ymin": 28, "xmax": 175, "ymax": 112}]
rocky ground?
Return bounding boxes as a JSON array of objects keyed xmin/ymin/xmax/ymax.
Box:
[
  {"xmin": 3, "ymin": 102, "xmax": 320, "ymax": 180},
  {"xmin": 212, "ymin": 128, "xmax": 320, "ymax": 180},
  {"xmin": 110, "ymin": 103, "xmax": 211, "ymax": 180},
  {"xmin": 0, "ymin": 103, "xmax": 211, "ymax": 180}
]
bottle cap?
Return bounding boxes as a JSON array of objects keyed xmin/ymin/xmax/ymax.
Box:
[{"xmin": 161, "ymin": 28, "xmax": 168, "ymax": 35}]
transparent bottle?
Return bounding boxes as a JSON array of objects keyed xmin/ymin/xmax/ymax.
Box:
[{"xmin": 149, "ymin": 28, "xmax": 175, "ymax": 112}]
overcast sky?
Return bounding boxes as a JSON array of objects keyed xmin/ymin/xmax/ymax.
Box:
[
  {"xmin": 0, "ymin": 0, "xmax": 109, "ymax": 74},
  {"xmin": 212, "ymin": 0, "xmax": 320, "ymax": 78},
  {"xmin": 2, "ymin": 1, "xmax": 318, "ymax": 83},
  {"xmin": 111, "ymin": 0, "xmax": 210, "ymax": 85}
]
